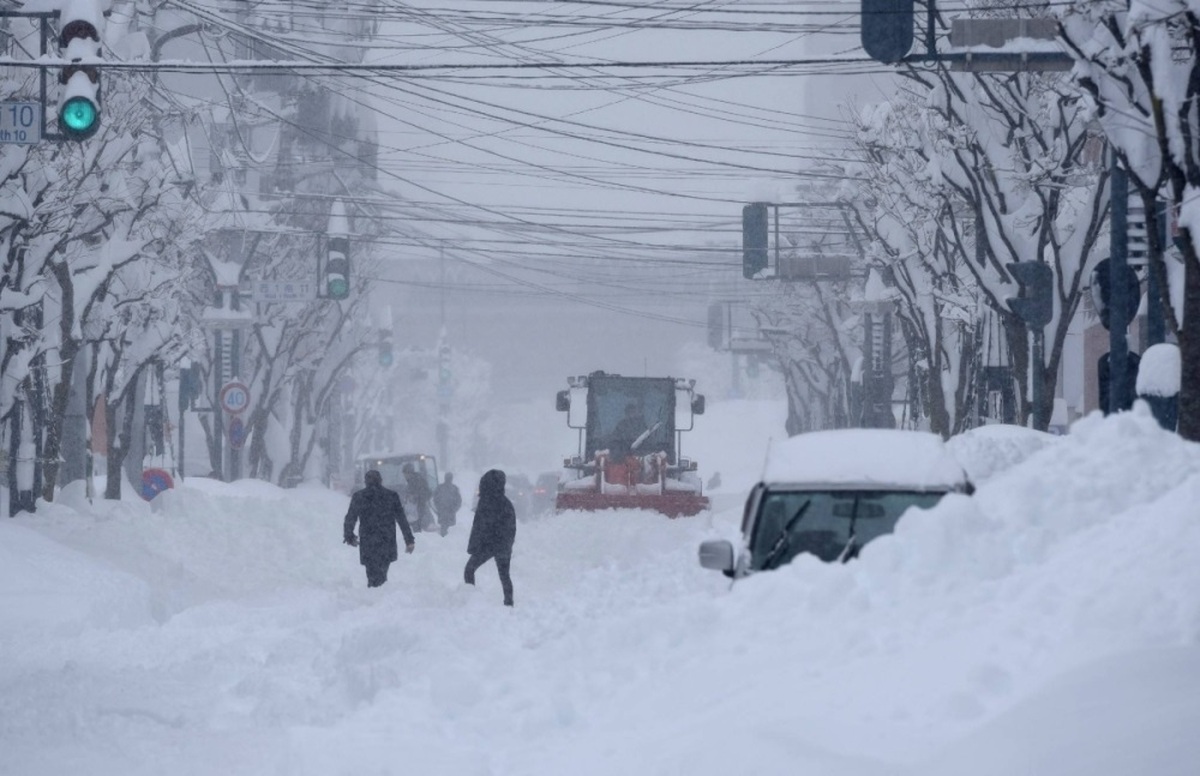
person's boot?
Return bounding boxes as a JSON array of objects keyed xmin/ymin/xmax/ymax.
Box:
[{"xmin": 503, "ymin": 597, "xmax": 513, "ymax": 607}]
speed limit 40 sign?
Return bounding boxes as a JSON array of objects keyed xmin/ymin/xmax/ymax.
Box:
[{"xmin": 219, "ymin": 381, "xmax": 251, "ymax": 414}]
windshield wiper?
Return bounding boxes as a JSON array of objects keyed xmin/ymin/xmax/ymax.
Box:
[
  {"xmin": 631, "ymin": 421, "xmax": 663, "ymax": 451},
  {"xmin": 760, "ymin": 501, "xmax": 811, "ymax": 570},
  {"xmin": 840, "ymin": 494, "xmax": 860, "ymax": 562}
]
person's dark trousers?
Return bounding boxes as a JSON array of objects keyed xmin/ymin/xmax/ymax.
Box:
[
  {"xmin": 464, "ymin": 551, "xmax": 514, "ymax": 606},
  {"xmin": 365, "ymin": 562, "xmax": 390, "ymax": 588}
]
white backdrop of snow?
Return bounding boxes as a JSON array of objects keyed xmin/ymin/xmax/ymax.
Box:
[{"xmin": 0, "ymin": 400, "xmax": 1198, "ymax": 775}]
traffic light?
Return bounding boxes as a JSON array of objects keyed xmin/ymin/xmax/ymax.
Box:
[
  {"xmin": 1006, "ymin": 261, "xmax": 1053, "ymax": 328},
  {"xmin": 861, "ymin": 0, "xmax": 915, "ymax": 64},
  {"xmin": 58, "ymin": 0, "xmax": 102, "ymax": 141},
  {"xmin": 742, "ymin": 203, "xmax": 769, "ymax": 279},
  {"xmin": 326, "ymin": 235, "xmax": 350, "ymax": 300}
]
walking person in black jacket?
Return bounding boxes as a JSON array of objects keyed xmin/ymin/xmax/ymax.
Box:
[
  {"xmin": 464, "ymin": 469, "xmax": 516, "ymax": 606},
  {"xmin": 344, "ymin": 469, "xmax": 415, "ymax": 588}
]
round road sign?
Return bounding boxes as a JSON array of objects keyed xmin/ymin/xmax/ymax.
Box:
[
  {"xmin": 140, "ymin": 468, "xmax": 174, "ymax": 501},
  {"xmin": 220, "ymin": 381, "xmax": 251, "ymax": 414}
]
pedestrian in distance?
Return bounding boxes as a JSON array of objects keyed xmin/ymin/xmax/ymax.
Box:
[
  {"xmin": 433, "ymin": 472, "xmax": 463, "ymax": 537},
  {"xmin": 464, "ymin": 469, "xmax": 516, "ymax": 606},
  {"xmin": 403, "ymin": 462, "xmax": 435, "ymax": 532},
  {"xmin": 344, "ymin": 469, "xmax": 415, "ymax": 588}
]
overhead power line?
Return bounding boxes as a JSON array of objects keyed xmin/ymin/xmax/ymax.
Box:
[{"xmin": 0, "ymin": 55, "xmax": 880, "ymax": 75}]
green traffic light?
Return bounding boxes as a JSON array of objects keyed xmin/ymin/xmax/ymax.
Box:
[
  {"xmin": 327, "ymin": 277, "xmax": 349, "ymax": 299},
  {"xmin": 60, "ymin": 96, "xmax": 98, "ymax": 136}
]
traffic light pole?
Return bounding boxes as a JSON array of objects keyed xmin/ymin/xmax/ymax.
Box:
[
  {"xmin": 0, "ymin": 11, "xmax": 61, "ymax": 141},
  {"xmin": 1110, "ymin": 154, "xmax": 1131, "ymax": 414},
  {"xmin": 1031, "ymin": 329, "xmax": 1046, "ymax": 429}
]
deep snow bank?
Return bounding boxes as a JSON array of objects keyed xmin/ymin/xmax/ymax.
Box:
[
  {"xmin": 1, "ymin": 405, "xmax": 1198, "ymax": 776},
  {"xmin": 0, "ymin": 520, "xmax": 152, "ymax": 637}
]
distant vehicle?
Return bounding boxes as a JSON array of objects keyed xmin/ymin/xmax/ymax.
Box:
[
  {"xmin": 507, "ymin": 473, "xmax": 534, "ymax": 521},
  {"xmin": 555, "ymin": 371, "xmax": 709, "ymax": 517},
  {"xmin": 699, "ymin": 429, "xmax": 972, "ymax": 578},
  {"xmin": 354, "ymin": 452, "xmax": 439, "ymax": 530},
  {"xmin": 531, "ymin": 472, "xmax": 560, "ymax": 515}
]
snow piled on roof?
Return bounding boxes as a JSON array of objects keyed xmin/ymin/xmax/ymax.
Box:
[{"xmin": 762, "ymin": 427, "xmax": 969, "ymax": 490}]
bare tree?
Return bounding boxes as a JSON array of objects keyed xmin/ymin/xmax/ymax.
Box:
[
  {"xmin": 849, "ymin": 58, "xmax": 1108, "ymax": 430},
  {"xmin": 1057, "ymin": 2, "xmax": 1200, "ymax": 440}
]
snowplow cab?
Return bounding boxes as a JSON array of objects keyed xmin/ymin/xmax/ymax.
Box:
[{"xmin": 555, "ymin": 371, "xmax": 709, "ymax": 518}]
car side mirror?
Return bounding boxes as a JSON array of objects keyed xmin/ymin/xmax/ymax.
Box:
[
  {"xmin": 556, "ymin": 390, "xmax": 570, "ymax": 412},
  {"xmin": 698, "ymin": 539, "xmax": 735, "ymax": 573},
  {"xmin": 692, "ymin": 394, "xmax": 705, "ymax": 415}
]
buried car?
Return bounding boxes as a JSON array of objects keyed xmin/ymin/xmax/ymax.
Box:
[{"xmin": 699, "ymin": 429, "xmax": 972, "ymax": 577}]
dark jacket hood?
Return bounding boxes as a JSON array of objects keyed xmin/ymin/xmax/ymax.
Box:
[{"xmin": 479, "ymin": 469, "xmax": 506, "ymax": 499}]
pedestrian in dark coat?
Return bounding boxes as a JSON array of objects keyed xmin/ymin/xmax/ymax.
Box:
[
  {"xmin": 464, "ymin": 469, "xmax": 516, "ymax": 606},
  {"xmin": 432, "ymin": 472, "xmax": 463, "ymax": 537},
  {"xmin": 403, "ymin": 463, "xmax": 435, "ymax": 532},
  {"xmin": 344, "ymin": 470, "xmax": 415, "ymax": 588}
]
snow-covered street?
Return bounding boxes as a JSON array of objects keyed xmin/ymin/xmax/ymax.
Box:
[{"xmin": 2, "ymin": 402, "xmax": 1199, "ymax": 775}]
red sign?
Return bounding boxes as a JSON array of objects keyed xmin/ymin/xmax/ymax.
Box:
[{"xmin": 140, "ymin": 468, "xmax": 174, "ymax": 501}]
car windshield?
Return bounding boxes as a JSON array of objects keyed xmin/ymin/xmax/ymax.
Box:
[{"xmin": 749, "ymin": 489, "xmax": 946, "ymax": 569}]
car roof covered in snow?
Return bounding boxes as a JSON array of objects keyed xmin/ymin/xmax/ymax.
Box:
[{"xmin": 761, "ymin": 428, "xmax": 969, "ymax": 491}]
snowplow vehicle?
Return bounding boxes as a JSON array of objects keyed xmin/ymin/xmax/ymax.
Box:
[{"xmin": 554, "ymin": 371, "xmax": 709, "ymax": 517}]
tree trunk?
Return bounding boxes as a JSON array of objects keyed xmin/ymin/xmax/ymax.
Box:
[
  {"xmin": 1178, "ymin": 252, "xmax": 1200, "ymax": 441},
  {"xmin": 39, "ymin": 343, "xmax": 81, "ymax": 503},
  {"xmin": 105, "ymin": 389, "xmax": 138, "ymax": 500}
]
